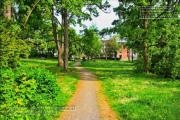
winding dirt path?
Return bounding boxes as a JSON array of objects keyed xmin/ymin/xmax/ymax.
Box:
[{"xmin": 57, "ymin": 61, "xmax": 118, "ymax": 120}]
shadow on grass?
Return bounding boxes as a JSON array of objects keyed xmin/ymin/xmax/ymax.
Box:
[
  {"xmin": 81, "ymin": 60, "xmax": 180, "ymax": 120},
  {"xmin": 81, "ymin": 60, "xmax": 174, "ymax": 83},
  {"xmin": 21, "ymin": 59, "xmax": 57, "ymax": 66}
]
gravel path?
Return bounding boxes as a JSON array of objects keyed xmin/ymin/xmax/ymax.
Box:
[{"xmin": 58, "ymin": 61, "xmax": 118, "ymax": 120}]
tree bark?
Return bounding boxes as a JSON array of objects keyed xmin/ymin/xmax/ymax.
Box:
[
  {"xmin": 142, "ymin": 16, "xmax": 149, "ymax": 73},
  {"xmin": 3, "ymin": 2, "xmax": 11, "ymax": 19},
  {"xmin": 64, "ymin": 9, "xmax": 69, "ymax": 71},
  {"xmin": 61, "ymin": 9, "xmax": 65, "ymax": 58},
  {"xmin": 142, "ymin": 6, "xmax": 150, "ymax": 73},
  {"xmin": 57, "ymin": 45, "xmax": 63, "ymax": 66},
  {"xmin": 55, "ymin": 27, "xmax": 63, "ymax": 67},
  {"xmin": 105, "ymin": 48, "xmax": 107, "ymax": 60},
  {"xmin": 105, "ymin": 53, "xmax": 107, "ymax": 60},
  {"xmin": 142, "ymin": 41, "xmax": 148, "ymax": 72},
  {"xmin": 131, "ymin": 49, "xmax": 134, "ymax": 62},
  {"xmin": 51, "ymin": 7, "xmax": 63, "ymax": 67},
  {"xmin": 127, "ymin": 49, "xmax": 130, "ymax": 61}
]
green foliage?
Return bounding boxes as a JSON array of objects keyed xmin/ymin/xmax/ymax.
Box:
[
  {"xmin": 0, "ymin": 0, "xmax": 55, "ymax": 66},
  {"xmin": 82, "ymin": 25, "xmax": 102, "ymax": 57},
  {"xmin": 134, "ymin": 56, "xmax": 144, "ymax": 73},
  {"xmin": 0, "ymin": 64, "xmax": 60, "ymax": 120},
  {"xmin": 1, "ymin": 0, "xmax": 110, "ymax": 70},
  {"xmin": 68, "ymin": 27, "xmax": 82, "ymax": 58},
  {"xmin": 0, "ymin": 20, "xmax": 31, "ymax": 68},
  {"xmin": 105, "ymin": 35, "xmax": 122, "ymax": 57},
  {"xmin": 54, "ymin": 0, "xmax": 110, "ymax": 24},
  {"xmin": 19, "ymin": 59, "xmax": 80, "ymax": 119},
  {"xmin": 27, "ymin": 23, "xmax": 57, "ymax": 58},
  {"xmin": 146, "ymin": 18, "xmax": 180, "ymax": 79},
  {"xmin": 113, "ymin": 0, "xmax": 180, "ymax": 78},
  {"xmin": 81, "ymin": 60, "xmax": 180, "ymax": 120}
]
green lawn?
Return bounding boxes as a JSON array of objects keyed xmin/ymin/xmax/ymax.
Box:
[
  {"xmin": 81, "ymin": 60, "xmax": 180, "ymax": 120},
  {"xmin": 21, "ymin": 59, "xmax": 79, "ymax": 119}
]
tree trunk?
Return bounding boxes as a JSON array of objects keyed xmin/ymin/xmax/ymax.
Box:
[
  {"xmin": 56, "ymin": 26, "xmax": 63, "ymax": 67},
  {"xmin": 58, "ymin": 50, "xmax": 63, "ymax": 66},
  {"xmin": 142, "ymin": 18, "xmax": 149, "ymax": 72},
  {"xmin": 105, "ymin": 49, "xmax": 107, "ymax": 60},
  {"xmin": 142, "ymin": 41, "xmax": 148, "ymax": 72},
  {"xmin": 64, "ymin": 9, "xmax": 69, "ymax": 71},
  {"xmin": 131, "ymin": 49, "xmax": 134, "ymax": 62},
  {"xmin": 61, "ymin": 9, "xmax": 64, "ymax": 58},
  {"xmin": 142, "ymin": 7, "xmax": 150, "ymax": 73},
  {"xmin": 127, "ymin": 49, "xmax": 130, "ymax": 61},
  {"xmin": 93, "ymin": 55, "xmax": 96, "ymax": 62},
  {"xmin": 51, "ymin": 7, "xmax": 63, "ymax": 67},
  {"xmin": 3, "ymin": 2, "xmax": 11, "ymax": 19}
]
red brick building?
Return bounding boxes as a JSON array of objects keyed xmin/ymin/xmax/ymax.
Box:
[
  {"xmin": 101, "ymin": 40, "xmax": 130, "ymax": 60},
  {"xmin": 116, "ymin": 45, "xmax": 129, "ymax": 59}
]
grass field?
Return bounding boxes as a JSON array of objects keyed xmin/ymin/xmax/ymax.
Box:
[
  {"xmin": 81, "ymin": 60, "xmax": 180, "ymax": 120},
  {"xmin": 21, "ymin": 59, "xmax": 79, "ymax": 118}
]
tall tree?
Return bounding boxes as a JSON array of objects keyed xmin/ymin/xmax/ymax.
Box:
[
  {"xmin": 68, "ymin": 27, "xmax": 82, "ymax": 59},
  {"xmin": 82, "ymin": 25, "xmax": 102, "ymax": 60},
  {"xmin": 51, "ymin": 6, "xmax": 64, "ymax": 66},
  {"xmin": 113, "ymin": 0, "xmax": 179, "ymax": 73},
  {"xmin": 54, "ymin": 0, "xmax": 110, "ymax": 71}
]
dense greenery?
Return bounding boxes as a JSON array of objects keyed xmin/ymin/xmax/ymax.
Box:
[
  {"xmin": 1, "ymin": 1, "xmax": 106, "ymax": 119},
  {"xmin": 0, "ymin": 20, "xmax": 31, "ymax": 68},
  {"xmin": 1, "ymin": 0, "xmax": 179, "ymax": 74},
  {"xmin": 81, "ymin": 60, "xmax": 180, "ymax": 120},
  {"xmin": 0, "ymin": 63, "xmax": 60, "ymax": 119},
  {"xmin": 81, "ymin": 25, "xmax": 102, "ymax": 60},
  {"xmin": 0, "ymin": 59, "xmax": 79, "ymax": 119},
  {"xmin": 111, "ymin": 0, "xmax": 180, "ymax": 78},
  {"xmin": 1, "ymin": 0, "xmax": 180, "ymax": 119},
  {"xmin": 1, "ymin": 0, "xmax": 110, "ymax": 70},
  {"xmin": 105, "ymin": 35, "xmax": 122, "ymax": 59}
]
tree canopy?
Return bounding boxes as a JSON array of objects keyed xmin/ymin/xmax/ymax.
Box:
[
  {"xmin": 0, "ymin": 0, "xmax": 110, "ymax": 70},
  {"xmin": 112, "ymin": 0, "xmax": 180, "ymax": 78},
  {"xmin": 1, "ymin": 0, "xmax": 179, "ymax": 78},
  {"xmin": 81, "ymin": 25, "xmax": 102, "ymax": 60}
]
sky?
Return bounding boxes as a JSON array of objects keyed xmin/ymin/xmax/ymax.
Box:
[{"xmin": 72, "ymin": 0, "xmax": 119, "ymax": 35}]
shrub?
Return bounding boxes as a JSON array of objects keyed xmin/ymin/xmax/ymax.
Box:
[
  {"xmin": 133, "ymin": 56, "xmax": 144, "ymax": 73},
  {"xmin": 150, "ymin": 40, "xmax": 180, "ymax": 79},
  {"xmin": 0, "ymin": 64, "xmax": 60, "ymax": 120}
]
